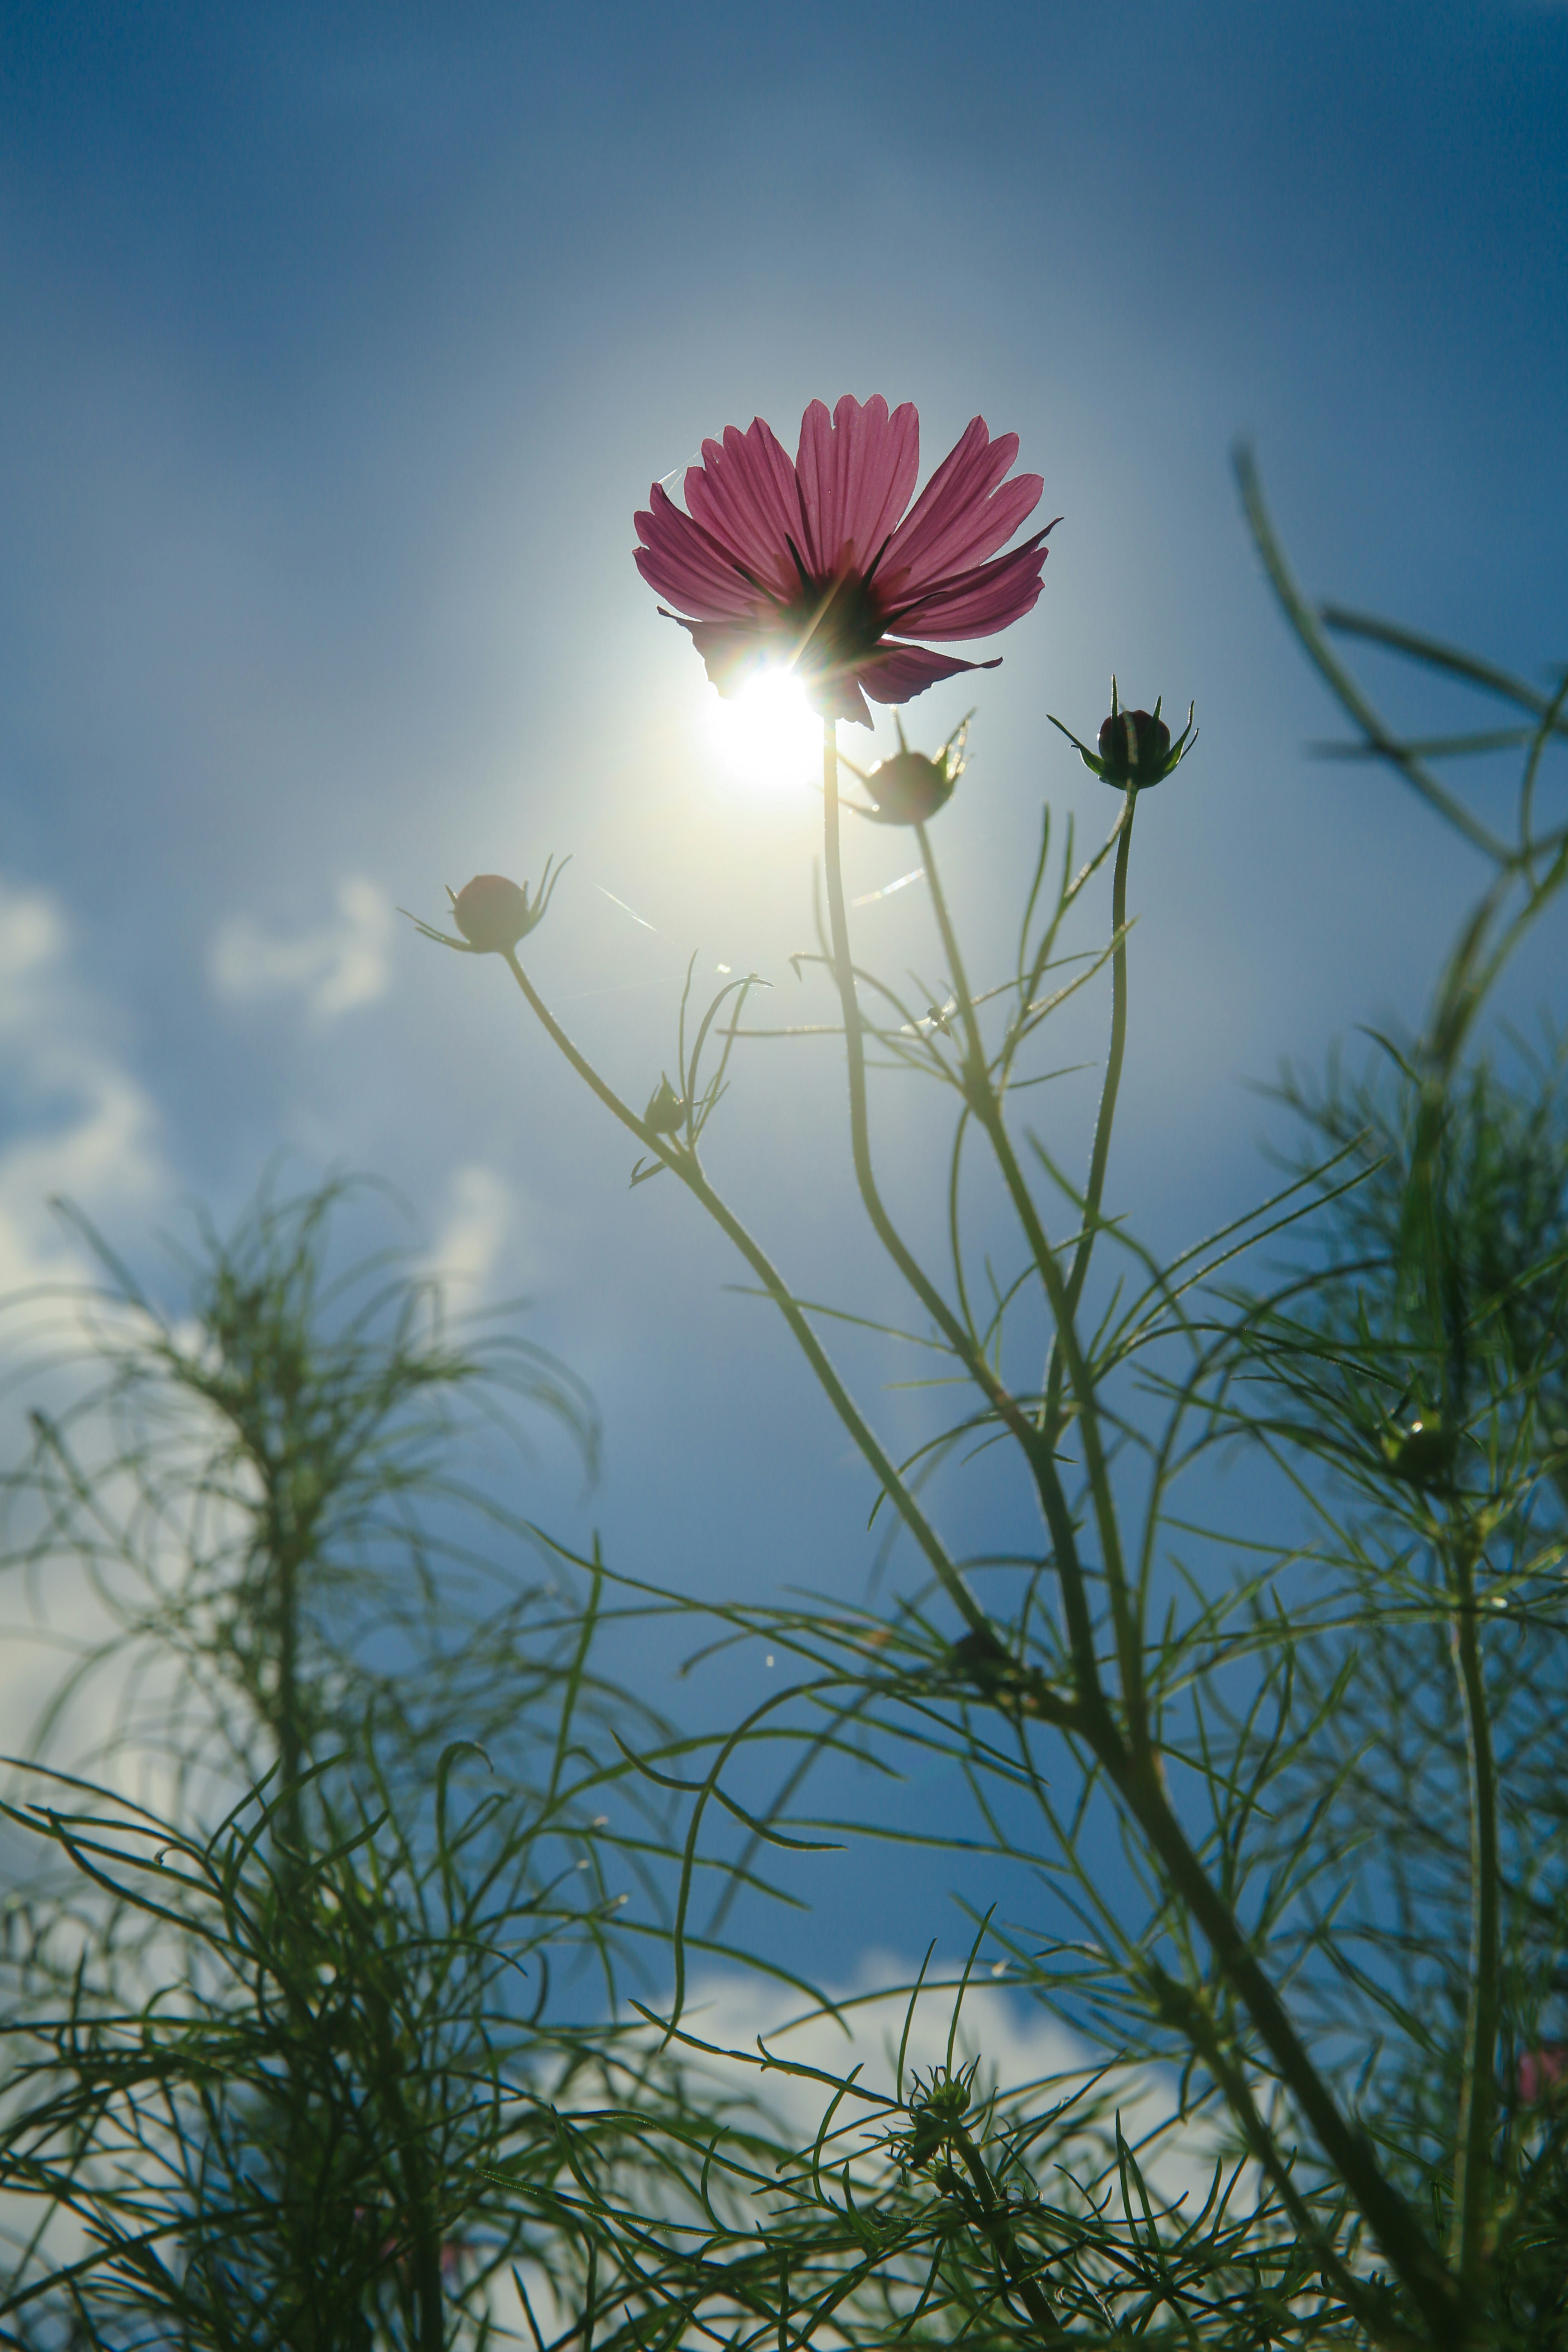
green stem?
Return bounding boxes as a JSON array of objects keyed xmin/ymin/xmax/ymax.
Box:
[
  {"xmin": 1111, "ymin": 1753, "xmax": 1464, "ymax": 2345},
  {"xmin": 1447, "ymin": 1532, "xmax": 1498, "ymax": 2294},
  {"xmin": 947, "ymin": 2120, "xmax": 1069, "ymax": 2345},
  {"xmin": 817, "ymin": 725, "xmax": 1110, "ymax": 1703},
  {"xmin": 1041, "ymin": 788, "xmax": 1135, "ymax": 1447},
  {"xmin": 913, "ymin": 792, "xmax": 1460, "ymax": 2336},
  {"xmin": 912, "ymin": 810, "xmax": 1144, "ymax": 1742},
  {"xmin": 498, "ymin": 946, "xmax": 1004, "ymax": 1661},
  {"xmin": 274, "ymin": 1527, "xmax": 305, "ymax": 1864},
  {"xmin": 496, "ymin": 786, "xmax": 1457, "ymax": 2337}
]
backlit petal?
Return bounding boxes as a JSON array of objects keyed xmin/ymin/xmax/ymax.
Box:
[
  {"xmin": 795, "ymin": 396, "xmax": 920, "ymax": 580},
  {"xmin": 858, "ymin": 643, "xmax": 1000, "ymax": 706},
  {"xmin": 878, "ymin": 417, "xmax": 1043, "ymax": 597},
  {"xmin": 682, "ymin": 417, "xmax": 804, "ymax": 601},
  {"xmin": 634, "ymin": 484, "xmax": 768, "ymax": 621},
  {"xmin": 882, "ymin": 537, "xmax": 1051, "ymax": 642}
]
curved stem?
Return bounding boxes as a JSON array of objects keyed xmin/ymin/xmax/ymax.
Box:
[
  {"xmin": 947, "ymin": 2120, "xmax": 1069, "ymax": 2345},
  {"xmin": 912, "ymin": 798, "xmax": 1457, "ymax": 2334},
  {"xmin": 498, "ymin": 946, "xmax": 1002, "ymax": 1658}
]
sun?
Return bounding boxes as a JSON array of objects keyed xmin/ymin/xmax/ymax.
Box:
[{"xmin": 702, "ymin": 667, "xmax": 821, "ymax": 795}]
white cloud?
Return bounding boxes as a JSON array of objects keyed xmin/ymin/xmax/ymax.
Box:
[
  {"xmin": 209, "ymin": 874, "xmax": 392, "ymax": 1022},
  {"xmin": 421, "ymin": 1162, "xmax": 513, "ymax": 1294},
  {"xmin": 0, "ymin": 872, "xmax": 164, "ymax": 1292},
  {"xmin": 666, "ymin": 1955, "xmax": 1257, "ymax": 2222},
  {"xmin": 0, "ymin": 869, "xmax": 173, "ymax": 1791}
]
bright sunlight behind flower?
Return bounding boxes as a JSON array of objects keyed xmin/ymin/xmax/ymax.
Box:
[{"xmin": 702, "ymin": 665, "xmax": 822, "ymax": 794}]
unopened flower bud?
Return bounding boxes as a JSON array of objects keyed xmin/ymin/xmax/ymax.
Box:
[
  {"xmin": 864, "ymin": 749, "xmax": 953, "ymax": 825},
  {"xmin": 1049, "ymin": 680, "xmax": 1196, "ymax": 791},
  {"xmin": 1097, "ymin": 706, "xmax": 1170, "ymax": 785},
  {"xmin": 644, "ymin": 1076, "xmax": 687, "ymax": 1133},
  {"xmin": 1380, "ymin": 1415, "xmax": 1458, "ymax": 1489},
  {"xmin": 845, "ymin": 714, "xmax": 971, "ymax": 827},
  {"xmin": 450, "ymin": 874, "xmax": 534, "ymax": 952}
]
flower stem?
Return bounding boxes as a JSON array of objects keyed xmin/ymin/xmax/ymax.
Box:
[
  {"xmin": 1041, "ymin": 787, "xmax": 1135, "ymax": 1447},
  {"xmin": 497, "ymin": 944, "xmax": 999, "ymax": 1654},
  {"xmin": 819, "ymin": 722, "xmax": 1115, "ymax": 1696}
]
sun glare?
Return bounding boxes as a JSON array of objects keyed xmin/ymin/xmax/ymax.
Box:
[{"xmin": 703, "ymin": 669, "xmax": 821, "ymax": 794}]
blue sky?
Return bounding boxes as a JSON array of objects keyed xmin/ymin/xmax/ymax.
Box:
[{"xmin": 2, "ymin": 0, "xmax": 1566, "ymax": 1976}]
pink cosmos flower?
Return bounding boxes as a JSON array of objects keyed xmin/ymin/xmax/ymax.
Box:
[{"xmin": 634, "ymin": 395, "xmax": 1055, "ymax": 726}]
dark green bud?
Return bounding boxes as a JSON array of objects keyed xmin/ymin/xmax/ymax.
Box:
[
  {"xmin": 1380, "ymin": 1416, "xmax": 1459, "ymax": 1489},
  {"xmin": 1097, "ymin": 706, "xmax": 1171, "ymax": 784},
  {"xmin": 1049, "ymin": 678, "xmax": 1197, "ymax": 791},
  {"xmin": 844, "ymin": 714, "xmax": 971, "ymax": 827},
  {"xmin": 644, "ymin": 1076, "xmax": 687, "ymax": 1134}
]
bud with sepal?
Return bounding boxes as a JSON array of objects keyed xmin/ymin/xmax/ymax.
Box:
[
  {"xmin": 840, "ymin": 713, "xmax": 971, "ymax": 826},
  {"xmin": 404, "ymin": 857, "xmax": 570, "ymax": 955},
  {"xmin": 643, "ymin": 1075, "xmax": 688, "ymax": 1135},
  {"xmin": 1050, "ymin": 678, "xmax": 1196, "ymax": 791}
]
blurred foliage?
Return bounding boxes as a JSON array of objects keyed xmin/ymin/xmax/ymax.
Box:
[{"xmin": 0, "ymin": 1180, "xmax": 764, "ymax": 2352}]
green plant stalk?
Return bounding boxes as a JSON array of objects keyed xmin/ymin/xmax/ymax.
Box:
[
  {"xmin": 908, "ymin": 802, "xmax": 1147, "ymax": 1750},
  {"xmin": 1040, "ymin": 786, "xmax": 1135, "ymax": 1449},
  {"xmin": 501, "ymin": 751, "xmax": 1460, "ymax": 2339},
  {"xmin": 1446, "ymin": 1530, "xmax": 1498, "ymax": 2294},
  {"xmin": 884, "ymin": 759, "xmax": 1465, "ymax": 2339},
  {"xmin": 817, "ymin": 723, "xmax": 1111, "ymax": 1707},
  {"xmin": 1235, "ymin": 448, "xmax": 1509, "ymax": 867},
  {"xmin": 496, "ymin": 947, "xmax": 1010, "ymax": 1668},
  {"xmin": 945, "ymin": 2118, "xmax": 1069, "ymax": 2346},
  {"xmin": 272, "ymin": 1524, "xmax": 306, "ymax": 1866}
]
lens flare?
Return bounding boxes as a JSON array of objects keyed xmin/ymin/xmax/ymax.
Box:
[{"xmin": 703, "ymin": 668, "xmax": 821, "ymax": 794}]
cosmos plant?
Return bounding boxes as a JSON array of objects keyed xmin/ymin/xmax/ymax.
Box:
[{"xmin": 412, "ymin": 392, "xmax": 1568, "ymax": 2351}]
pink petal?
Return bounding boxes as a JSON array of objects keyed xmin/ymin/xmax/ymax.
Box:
[
  {"xmin": 682, "ymin": 417, "xmax": 804, "ymax": 602},
  {"xmin": 635, "ymin": 484, "xmax": 766, "ymax": 621},
  {"xmin": 878, "ymin": 417, "xmax": 1044, "ymax": 596},
  {"xmin": 795, "ymin": 395, "xmax": 920, "ymax": 580},
  {"xmin": 669, "ymin": 614, "xmax": 777, "ymax": 696},
  {"xmin": 857, "ymin": 642, "xmax": 1000, "ymax": 706},
  {"xmin": 818, "ymin": 669, "xmax": 873, "ymax": 725},
  {"xmin": 884, "ymin": 537, "xmax": 1051, "ymax": 642}
]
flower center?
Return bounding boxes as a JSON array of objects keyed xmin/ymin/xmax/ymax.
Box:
[{"xmin": 780, "ymin": 570, "xmax": 884, "ymax": 689}]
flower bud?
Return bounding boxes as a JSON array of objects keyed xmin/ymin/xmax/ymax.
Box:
[
  {"xmin": 644, "ymin": 1076, "xmax": 687, "ymax": 1133},
  {"xmin": 863, "ymin": 750, "xmax": 954, "ymax": 825},
  {"xmin": 1049, "ymin": 679, "xmax": 1196, "ymax": 791},
  {"xmin": 1380, "ymin": 1414, "xmax": 1458, "ymax": 1489},
  {"xmin": 845, "ymin": 714, "xmax": 970, "ymax": 827},
  {"xmin": 1096, "ymin": 706, "xmax": 1170, "ymax": 786},
  {"xmin": 450, "ymin": 874, "xmax": 534, "ymax": 953}
]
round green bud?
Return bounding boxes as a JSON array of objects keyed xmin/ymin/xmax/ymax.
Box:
[
  {"xmin": 1096, "ymin": 707, "xmax": 1172, "ymax": 788},
  {"xmin": 451, "ymin": 874, "xmax": 533, "ymax": 952},
  {"xmin": 864, "ymin": 748, "xmax": 957, "ymax": 826},
  {"xmin": 1380, "ymin": 1416, "xmax": 1459, "ymax": 1489}
]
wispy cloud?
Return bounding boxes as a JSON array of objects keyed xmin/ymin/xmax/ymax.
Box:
[
  {"xmin": 209, "ymin": 875, "xmax": 393, "ymax": 1022},
  {"xmin": 419, "ymin": 1162, "xmax": 513, "ymax": 1295},
  {"xmin": 0, "ymin": 872, "xmax": 165, "ymax": 1291}
]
